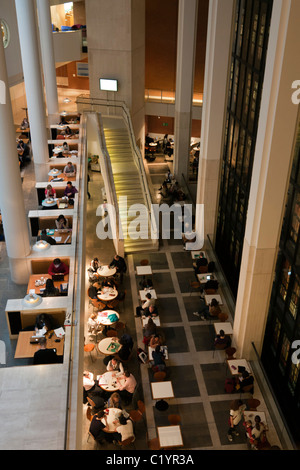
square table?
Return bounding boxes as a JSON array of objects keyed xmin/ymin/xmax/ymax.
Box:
[
  {"xmin": 151, "ymin": 381, "xmax": 174, "ymax": 400},
  {"xmin": 157, "ymin": 425, "xmax": 183, "ymax": 448},
  {"xmin": 197, "ymin": 273, "xmax": 214, "ymax": 284},
  {"xmin": 27, "ymin": 274, "xmax": 69, "ymax": 295},
  {"xmin": 14, "ymin": 331, "xmax": 64, "ymax": 359},
  {"xmin": 148, "ymin": 345, "xmax": 168, "ymax": 360},
  {"xmin": 205, "ymin": 294, "xmax": 223, "ymax": 305},
  {"xmin": 139, "ymin": 289, "xmax": 157, "ymax": 301},
  {"xmin": 214, "ymin": 322, "xmax": 233, "ymax": 335},
  {"xmin": 227, "ymin": 358, "xmax": 251, "ymax": 376},
  {"xmin": 136, "ymin": 265, "xmax": 152, "ymax": 276},
  {"xmin": 142, "ymin": 316, "xmax": 161, "ymax": 327}
]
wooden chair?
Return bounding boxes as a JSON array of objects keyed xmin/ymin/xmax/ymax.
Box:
[
  {"xmin": 225, "ymin": 347, "xmax": 236, "ymax": 360},
  {"xmin": 148, "ymin": 437, "xmax": 160, "ymax": 450},
  {"xmin": 205, "ymin": 288, "xmax": 217, "ymax": 295},
  {"xmin": 84, "ymin": 343, "xmax": 96, "ymax": 361},
  {"xmin": 117, "ymin": 436, "xmax": 135, "ymax": 448},
  {"xmin": 198, "ymin": 265, "xmax": 208, "ymax": 273},
  {"xmin": 86, "ymin": 406, "xmax": 93, "ymax": 422},
  {"xmin": 115, "ymin": 321, "xmax": 126, "ymax": 333},
  {"xmin": 153, "ymin": 371, "xmax": 166, "ymax": 381},
  {"xmin": 218, "ymin": 312, "xmax": 229, "ymax": 322},
  {"xmin": 140, "ymin": 259, "xmax": 149, "ymax": 266},
  {"xmin": 213, "ymin": 342, "xmax": 227, "ymax": 358},
  {"xmin": 241, "ymin": 384, "xmax": 254, "ymax": 395},
  {"xmin": 189, "ymin": 280, "xmax": 201, "ymax": 295},
  {"xmin": 106, "ymin": 329, "xmax": 118, "ymax": 338},
  {"xmin": 247, "ymin": 398, "xmax": 260, "ymax": 411},
  {"xmin": 168, "ymin": 414, "xmax": 181, "ymax": 425},
  {"xmin": 86, "ymin": 397, "xmax": 96, "ymax": 409},
  {"xmin": 107, "ymin": 299, "xmax": 119, "ymax": 310}
]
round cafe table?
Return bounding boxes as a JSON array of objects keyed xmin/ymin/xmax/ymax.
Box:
[
  {"xmin": 41, "ymin": 198, "xmax": 58, "ymax": 208},
  {"xmin": 98, "ymin": 371, "xmax": 125, "ymax": 392},
  {"xmin": 97, "ymin": 288, "xmax": 118, "ymax": 302},
  {"xmin": 98, "ymin": 337, "xmax": 121, "ymax": 356},
  {"xmin": 101, "ymin": 407, "xmax": 123, "ymax": 432},
  {"xmin": 96, "ymin": 310, "xmax": 119, "ymax": 326},
  {"xmin": 48, "ymin": 169, "xmax": 61, "ymax": 177},
  {"xmin": 97, "ymin": 265, "xmax": 117, "ymax": 278}
]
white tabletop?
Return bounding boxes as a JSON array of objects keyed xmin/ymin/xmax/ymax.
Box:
[
  {"xmin": 97, "ymin": 287, "xmax": 118, "ymax": 301},
  {"xmin": 197, "ymin": 273, "xmax": 214, "ymax": 284},
  {"xmin": 157, "ymin": 425, "xmax": 183, "ymax": 448},
  {"xmin": 96, "ymin": 310, "xmax": 119, "ymax": 326},
  {"xmin": 214, "ymin": 322, "xmax": 233, "ymax": 335},
  {"xmin": 136, "ymin": 265, "xmax": 152, "ymax": 276},
  {"xmin": 97, "ymin": 265, "xmax": 117, "ymax": 277},
  {"xmin": 151, "ymin": 381, "xmax": 174, "ymax": 400},
  {"xmin": 227, "ymin": 359, "xmax": 251, "ymax": 375},
  {"xmin": 205, "ymin": 294, "xmax": 223, "ymax": 305},
  {"xmin": 98, "ymin": 337, "xmax": 121, "ymax": 355},
  {"xmin": 148, "ymin": 345, "xmax": 168, "ymax": 360},
  {"xmin": 191, "ymin": 250, "xmax": 206, "ymax": 259},
  {"xmin": 101, "ymin": 407, "xmax": 122, "ymax": 432},
  {"xmin": 142, "ymin": 316, "xmax": 160, "ymax": 327},
  {"xmin": 243, "ymin": 411, "xmax": 267, "ymax": 424},
  {"xmin": 97, "ymin": 371, "xmax": 125, "ymax": 392},
  {"xmin": 139, "ymin": 289, "xmax": 157, "ymax": 301},
  {"xmin": 48, "ymin": 169, "xmax": 61, "ymax": 176}
]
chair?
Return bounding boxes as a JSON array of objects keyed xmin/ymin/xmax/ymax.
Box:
[
  {"xmin": 140, "ymin": 259, "xmax": 149, "ymax": 266},
  {"xmin": 84, "ymin": 343, "xmax": 95, "ymax": 361},
  {"xmin": 168, "ymin": 414, "xmax": 181, "ymax": 425},
  {"xmin": 247, "ymin": 398, "xmax": 260, "ymax": 411},
  {"xmin": 148, "ymin": 437, "xmax": 160, "ymax": 450},
  {"xmin": 218, "ymin": 312, "xmax": 229, "ymax": 322},
  {"xmin": 86, "ymin": 406, "xmax": 93, "ymax": 422},
  {"xmin": 189, "ymin": 280, "xmax": 201, "ymax": 295},
  {"xmin": 212, "ymin": 342, "xmax": 227, "ymax": 358},
  {"xmin": 115, "ymin": 321, "xmax": 126, "ymax": 333},
  {"xmin": 205, "ymin": 288, "xmax": 217, "ymax": 295},
  {"xmin": 198, "ymin": 265, "xmax": 208, "ymax": 273},
  {"xmin": 225, "ymin": 347, "xmax": 236, "ymax": 360},
  {"xmin": 240, "ymin": 384, "xmax": 254, "ymax": 395},
  {"xmin": 86, "ymin": 397, "xmax": 96, "ymax": 409},
  {"xmin": 106, "ymin": 329, "xmax": 118, "ymax": 338},
  {"xmin": 117, "ymin": 436, "xmax": 135, "ymax": 449},
  {"xmin": 153, "ymin": 371, "xmax": 166, "ymax": 381},
  {"xmin": 107, "ymin": 299, "xmax": 119, "ymax": 310}
]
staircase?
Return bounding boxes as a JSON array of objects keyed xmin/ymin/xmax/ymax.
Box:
[{"xmin": 103, "ymin": 125, "xmax": 156, "ymax": 253}]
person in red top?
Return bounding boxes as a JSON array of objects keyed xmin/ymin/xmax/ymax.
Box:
[{"xmin": 48, "ymin": 258, "xmax": 69, "ymax": 276}]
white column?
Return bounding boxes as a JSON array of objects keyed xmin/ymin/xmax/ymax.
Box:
[
  {"xmin": 15, "ymin": 0, "xmax": 49, "ymax": 171},
  {"xmin": 173, "ymin": 0, "xmax": 198, "ymax": 184},
  {"xmin": 195, "ymin": 0, "xmax": 234, "ymax": 240},
  {"xmin": 36, "ymin": 0, "xmax": 59, "ymax": 124},
  {"xmin": 0, "ymin": 37, "xmax": 31, "ymax": 284},
  {"xmin": 233, "ymin": 0, "xmax": 300, "ymax": 359}
]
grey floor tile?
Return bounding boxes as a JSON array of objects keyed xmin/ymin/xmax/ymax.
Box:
[
  {"xmin": 183, "ymin": 296, "xmax": 205, "ymax": 321},
  {"xmin": 201, "ymin": 363, "xmax": 229, "ymax": 395},
  {"xmin": 162, "ymin": 326, "xmax": 189, "ymax": 353},
  {"xmin": 156, "ymin": 297, "xmax": 182, "ymax": 323},
  {"xmin": 190, "ymin": 324, "xmax": 216, "ymax": 351},
  {"xmin": 171, "ymin": 252, "xmax": 195, "ymax": 269},
  {"xmin": 176, "ymin": 271, "xmax": 198, "ymax": 293}
]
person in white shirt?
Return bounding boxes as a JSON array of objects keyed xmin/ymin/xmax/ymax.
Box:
[
  {"xmin": 117, "ymin": 371, "xmax": 137, "ymax": 404},
  {"xmin": 135, "ymin": 293, "xmax": 155, "ymax": 317},
  {"xmin": 115, "ymin": 415, "xmax": 135, "ymax": 443},
  {"xmin": 106, "ymin": 357, "xmax": 124, "ymax": 375}
]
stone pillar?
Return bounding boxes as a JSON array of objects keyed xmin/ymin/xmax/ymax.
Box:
[
  {"xmin": 85, "ymin": 0, "xmax": 145, "ymax": 145},
  {"xmin": 0, "ymin": 37, "xmax": 31, "ymax": 283},
  {"xmin": 233, "ymin": 0, "xmax": 300, "ymax": 359},
  {"xmin": 173, "ymin": 0, "xmax": 198, "ymax": 184},
  {"xmin": 195, "ymin": 0, "xmax": 234, "ymax": 240},
  {"xmin": 36, "ymin": 0, "xmax": 59, "ymax": 124},
  {"xmin": 15, "ymin": 0, "xmax": 49, "ymax": 179}
]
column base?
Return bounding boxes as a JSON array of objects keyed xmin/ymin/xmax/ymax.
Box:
[{"xmin": 8, "ymin": 257, "xmax": 31, "ymax": 284}]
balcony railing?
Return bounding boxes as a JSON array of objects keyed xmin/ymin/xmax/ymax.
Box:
[{"xmin": 145, "ymin": 89, "xmax": 203, "ymax": 106}]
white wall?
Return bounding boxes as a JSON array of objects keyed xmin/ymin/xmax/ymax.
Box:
[{"xmin": 52, "ymin": 30, "xmax": 83, "ymax": 62}]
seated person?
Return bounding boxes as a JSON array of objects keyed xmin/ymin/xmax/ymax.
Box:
[
  {"xmin": 193, "ymin": 252, "xmax": 208, "ymax": 270},
  {"xmin": 135, "ymin": 292, "xmax": 155, "ymax": 317},
  {"xmin": 194, "ymin": 297, "xmax": 221, "ymax": 320},
  {"xmin": 90, "ymin": 257, "xmax": 100, "ymax": 272},
  {"xmin": 117, "ymin": 371, "xmax": 137, "ymax": 405},
  {"xmin": 237, "ymin": 370, "xmax": 254, "ymax": 393},
  {"xmin": 41, "ymin": 278, "xmax": 60, "ymax": 297},
  {"xmin": 87, "ymin": 313, "xmax": 102, "ymax": 336},
  {"xmin": 63, "ymin": 161, "xmax": 76, "ymax": 177},
  {"xmin": 106, "ymin": 357, "xmax": 124, "ymax": 374},
  {"xmin": 109, "ymin": 254, "xmax": 127, "ymax": 283},
  {"xmin": 37, "ymin": 229, "xmax": 56, "ymax": 245},
  {"xmin": 88, "ymin": 284, "xmax": 98, "ymax": 299},
  {"xmin": 65, "ymin": 126, "xmax": 73, "ymax": 136},
  {"xmin": 203, "ymin": 275, "xmax": 219, "ymax": 292},
  {"xmin": 45, "ymin": 184, "xmax": 56, "ymax": 199},
  {"xmin": 107, "ymin": 392, "xmax": 122, "ymax": 409},
  {"xmin": 149, "ymin": 334, "xmax": 163, "ymax": 349},
  {"xmin": 64, "ymin": 181, "xmax": 78, "ymax": 198},
  {"xmin": 48, "ymin": 258, "xmax": 69, "ymax": 276},
  {"xmin": 116, "ymin": 336, "xmax": 132, "ymax": 362},
  {"xmin": 33, "ymin": 336, "xmax": 58, "ymax": 365},
  {"xmin": 89, "ymin": 410, "xmax": 120, "ymax": 444},
  {"xmin": 143, "ymin": 318, "xmax": 157, "ymax": 345},
  {"xmin": 35, "ymin": 313, "xmax": 57, "ymax": 332},
  {"xmin": 214, "ymin": 329, "xmax": 231, "ymax": 348},
  {"xmin": 143, "ymin": 304, "xmax": 158, "ymax": 318},
  {"xmin": 115, "ymin": 415, "xmax": 135, "ymax": 443},
  {"xmin": 83, "ymin": 370, "xmax": 105, "ymax": 405},
  {"xmin": 55, "ymin": 214, "xmax": 69, "ymax": 230},
  {"xmin": 62, "ymin": 141, "xmax": 69, "ymax": 152},
  {"xmin": 21, "ymin": 117, "xmax": 29, "ymax": 128},
  {"xmin": 59, "ymin": 116, "xmax": 68, "ymax": 125},
  {"xmin": 152, "ymin": 345, "xmax": 166, "ymax": 372},
  {"xmin": 139, "ymin": 277, "xmax": 153, "ymax": 289}
]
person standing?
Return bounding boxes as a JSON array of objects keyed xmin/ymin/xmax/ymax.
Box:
[{"xmin": 227, "ymin": 399, "xmax": 246, "ymax": 442}]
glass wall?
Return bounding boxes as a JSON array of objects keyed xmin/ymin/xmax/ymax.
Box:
[
  {"xmin": 215, "ymin": 0, "xmax": 273, "ymax": 296},
  {"xmin": 262, "ymin": 120, "xmax": 300, "ymax": 446}
]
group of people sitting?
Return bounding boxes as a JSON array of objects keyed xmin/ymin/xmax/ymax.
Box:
[{"xmin": 158, "ymin": 172, "xmax": 186, "ymax": 205}]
